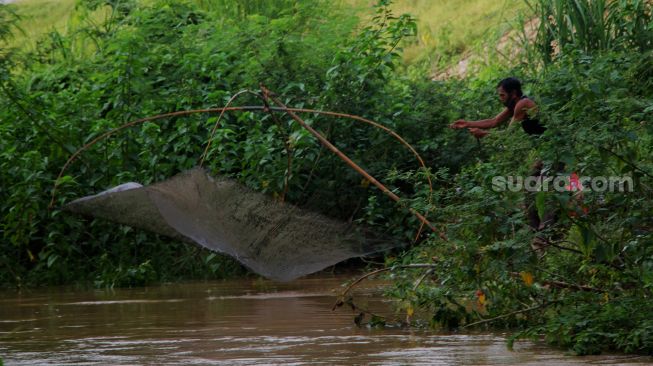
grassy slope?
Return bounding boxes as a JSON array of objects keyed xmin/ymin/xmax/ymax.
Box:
[
  {"xmin": 350, "ymin": 0, "xmax": 529, "ymax": 71},
  {"xmin": 5, "ymin": 0, "xmax": 529, "ymax": 73},
  {"xmin": 3, "ymin": 0, "xmax": 76, "ymax": 51}
]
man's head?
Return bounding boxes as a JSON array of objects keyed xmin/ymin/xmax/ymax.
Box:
[{"xmin": 497, "ymin": 77, "xmax": 523, "ymax": 107}]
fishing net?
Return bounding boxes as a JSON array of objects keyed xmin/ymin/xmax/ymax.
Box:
[{"xmin": 65, "ymin": 167, "xmax": 397, "ymax": 281}]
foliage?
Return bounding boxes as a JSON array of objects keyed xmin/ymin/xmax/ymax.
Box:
[
  {"xmin": 511, "ymin": 296, "xmax": 653, "ymax": 355},
  {"xmin": 6, "ymin": 0, "xmax": 529, "ymax": 75},
  {"xmin": 0, "ymin": 0, "xmax": 78, "ymax": 52},
  {"xmin": 1, "ymin": 0, "xmax": 451, "ymax": 287},
  {"xmin": 2, "ymin": 0, "xmax": 653, "ymax": 357},
  {"xmin": 379, "ymin": 0, "xmax": 529, "ymax": 68},
  {"xmin": 382, "ymin": 3, "xmax": 653, "ymax": 354},
  {"xmin": 0, "ymin": 4, "xmax": 20, "ymax": 45},
  {"xmin": 529, "ymin": 0, "xmax": 653, "ymax": 64}
]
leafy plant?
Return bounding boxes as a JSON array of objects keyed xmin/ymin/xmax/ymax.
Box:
[{"xmin": 529, "ymin": 0, "xmax": 653, "ymax": 63}]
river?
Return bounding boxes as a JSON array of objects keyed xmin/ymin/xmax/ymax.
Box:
[{"xmin": 1, "ymin": 276, "xmax": 651, "ymax": 365}]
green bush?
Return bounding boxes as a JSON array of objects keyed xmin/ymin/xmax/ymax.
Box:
[
  {"xmin": 1, "ymin": 0, "xmax": 448, "ymax": 287},
  {"xmin": 384, "ymin": 35, "xmax": 653, "ymax": 357},
  {"xmin": 3, "ymin": 0, "xmax": 653, "ymax": 356}
]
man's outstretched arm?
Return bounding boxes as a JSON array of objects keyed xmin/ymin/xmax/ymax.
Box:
[{"xmin": 450, "ymin": 108, "xmax": 512, "ymax": 130}]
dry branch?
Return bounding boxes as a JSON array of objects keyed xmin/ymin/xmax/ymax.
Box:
[{"xmin": 332, "ymin": 263, "xmax": 437, "ymax": 311}]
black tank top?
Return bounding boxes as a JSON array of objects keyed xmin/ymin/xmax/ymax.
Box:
[{"xmin": 508, "ymin": 96, "xmax": 546, "ymax": 135}]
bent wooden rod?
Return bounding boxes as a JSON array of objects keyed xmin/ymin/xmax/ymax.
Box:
[
  {"xmin": 260, "ymin": 85, "xmax": 440, "ymax": 236},
  {"xmin": 50, "ymin": 95, "xmax": 445, "ymax": 239}
]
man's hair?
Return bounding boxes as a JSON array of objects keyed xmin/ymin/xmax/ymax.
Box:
[{"xmin": 497, "ymin": 77, "xmax": 523, "ymax": 97}]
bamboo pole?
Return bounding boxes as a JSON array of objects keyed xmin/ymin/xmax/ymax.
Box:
[{"xmin": 260, "ymin": 85, "xmax": 441, "ymax": 236}]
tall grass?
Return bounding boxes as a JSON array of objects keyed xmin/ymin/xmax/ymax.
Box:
[
  {"xmin": 1, "ymin": 0, "xmax": 76, "ymax": 51},
  {"xmin": 3, "ymin": 0, "xmax": 326, "ymax": 60},
  {"xmin": 530, "ymin": 0, "xmax": 653, "ymax": 62},
  {"xmin": 193, "ymin": 0, "xmax": 300, "ymax": 19},
  {"xmin": 6, "ymin": 0, "xmax": 530, "ymax": 72},
  {"xmin": 350, "ymin": 0, "xmax": 529, "ymax": 68},
  {"xmin": 0, "ymin": 4, "xmax": 20, "ymax": 46}
]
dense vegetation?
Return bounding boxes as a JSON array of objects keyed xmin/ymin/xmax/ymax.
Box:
[
  {"xmin": 3, "ymin": 0, "xmax": 526, "ymax": 71},
  {"xmin": 1, "ymin": 0, "xmax": 653, "ymax": 356}
]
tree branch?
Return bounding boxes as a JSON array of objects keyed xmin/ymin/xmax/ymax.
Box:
[
  {"xmin": 332, "ymin": 264, "xmax": 437, "ymax": 311},
  {"xmin": 509, "ymin": 271, "xmax": 604, "ymax": 293},
  {"xmin": 463, "ymin": 301, "xmax": 558, "ymax": 328},
  {"xmin": 599, "ymin": 146, "xmax": 653, "ymax": 179}
]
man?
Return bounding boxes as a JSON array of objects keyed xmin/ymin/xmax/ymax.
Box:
[
  {"xmin": 449, "ymin": 77, "xmax": 545, "ymax": 138},
  {"xmin": 450, "ymin": 77, "xmax": 553, "ymax": 251}
]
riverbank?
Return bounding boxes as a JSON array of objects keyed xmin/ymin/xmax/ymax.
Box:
[{"xmin": 2, "ymin": 0, "xmax": 652, "ymax": 356}]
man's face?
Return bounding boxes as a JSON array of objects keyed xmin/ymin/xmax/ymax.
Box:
[{"xmin": 497, "ymin": 86, "xmax": 514, "ymax": 107}]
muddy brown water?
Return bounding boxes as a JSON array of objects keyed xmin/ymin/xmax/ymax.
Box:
[{"xmin": 1, "ymin": 276, "xmax": 651, "ymax": 365}]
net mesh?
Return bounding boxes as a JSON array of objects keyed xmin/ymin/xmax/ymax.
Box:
[{"xmin": 64, "ymin": 168, "xmax": 398, "ymax": 281}]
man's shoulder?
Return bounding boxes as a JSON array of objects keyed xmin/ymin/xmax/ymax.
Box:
[{"xmin": 516, "ymin": 97, "xmax": 537, "ymax": 108}]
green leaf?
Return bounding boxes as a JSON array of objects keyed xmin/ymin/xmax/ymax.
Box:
[
  {"xmin": 47, "ymin": 254, "xmax": 58, "ymax": 268},
  {"xmin": 55, "ymin": 175, "xmax": 76, "ymax": 185}
]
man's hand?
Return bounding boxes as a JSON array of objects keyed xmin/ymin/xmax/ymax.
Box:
[
  {"xmin": 449, "ymin": 119, "xmax": 469, "ymax": 129},
  {"xmin": 468, "ymin": 128, "xmax": 489, "ymax": 138}
]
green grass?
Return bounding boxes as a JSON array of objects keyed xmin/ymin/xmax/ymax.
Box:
[
  {"xmin": 4, "ymin": 0, "xmax": 530, "ymax": 73},
  {"xmin": 350, "ymin": 0, "xmax": 530, "ymax": 68},
  {"xmin": 2, "ymin": 0, "xmax": 77, "ymax": 51}
]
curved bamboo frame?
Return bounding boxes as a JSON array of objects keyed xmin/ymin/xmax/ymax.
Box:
[{"xmin": 50, "ymin": 89, "xmax": 445, "ymax": 239}]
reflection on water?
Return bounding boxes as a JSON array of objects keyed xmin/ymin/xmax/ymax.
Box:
[{"xmin": 0, "ymin": 276, "xmax": 651, "ymax": 365}]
